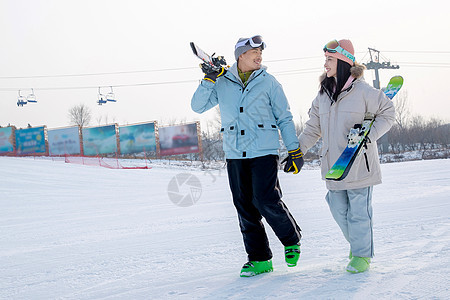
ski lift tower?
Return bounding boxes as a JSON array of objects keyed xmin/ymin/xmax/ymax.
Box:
[
  {"xmin": 363, "ymin": 48, "xmax": 400, "ymax": 155},
  {"xmin": 363, "ymin": 48, "xmax": 400, "ymax": 89}
]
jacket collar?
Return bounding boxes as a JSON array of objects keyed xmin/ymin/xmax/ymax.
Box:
[
  {"xmin": 227, "ymin": 62, "xmax": 267, "ymax": 87},
  {"xmin": 342, "ymin": 75, "xmax": 355, "ymax": 91},
  {"xmin": 337, "ymin": 77, "xmax": 364, "ymax": 100}
]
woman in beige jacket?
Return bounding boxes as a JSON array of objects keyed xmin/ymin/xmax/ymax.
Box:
[{"xmin": 298, "ymin": 39, "xmax": 395, "ymax": 273}]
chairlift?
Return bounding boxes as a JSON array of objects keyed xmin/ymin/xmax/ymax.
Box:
[
  {"xmin": 17, "ymin": 90, "xmax": 27, "ymax": 107},
  {"xmin": 97, "ymin": 87, "xmax": 107, "ymax": 105},
  {"xmin": 27, "ymin": 88, "xmax": 37, "ymax": 103},
  {"xmin": 106, "ymin": 86, "xmax": 116, "ymax": 102},
  {"xmin": 97, "ymin": 94, "xmax": 107, "ymax": 105}
]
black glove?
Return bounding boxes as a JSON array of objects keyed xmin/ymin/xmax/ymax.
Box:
[
  {"xmin": 281, "ymin": 147, "xmax": 304, "ymax": 174},
  {"xmin": 201, "ymin": 63, "xmax": 226, "ymax": 83}
]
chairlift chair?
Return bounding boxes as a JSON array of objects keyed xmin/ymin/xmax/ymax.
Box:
[
  {"xmin": 106, "ymin": 87, "xmax": 116, "ymax": 102},
  {"xmin": 97, "ymin": 94, "xmax": 107, "ymax": 105},
  {"xmin": 97, "ymin": 87, "xmax": 107, "ymax": 105},
  {"xmin": 27, "ymin": 88, "xmax": 37, "ymax": 103},
  {"xmin": 17, "ymin": 90, "xmax": 27, "ymax": 107}
]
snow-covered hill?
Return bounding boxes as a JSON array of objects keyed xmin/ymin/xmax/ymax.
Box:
[{"xmin": 1, "ymin": 157, "xmax": 449, "ymax": 299}]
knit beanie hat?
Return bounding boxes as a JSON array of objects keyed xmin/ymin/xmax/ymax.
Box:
[
  {"xmin": 234, "ymin": 37, "xmax": 266, "ymax": 61},
  {"xmin": 324, "ymin": 39, "xmax": 355, "ymax": 66}
]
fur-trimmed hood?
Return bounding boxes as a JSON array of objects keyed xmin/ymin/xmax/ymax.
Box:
[
  {"xmin": 319, "ymin": 62, "xmax": 365, "ymax": 82},
  {"xmin": 350, "ymin": 62, "xmax": 365, "ymax": 78}
]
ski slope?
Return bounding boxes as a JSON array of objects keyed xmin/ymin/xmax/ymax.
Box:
[{"xmin": 1, "ymin": 157, "xmax": 449, "ymax": 299}]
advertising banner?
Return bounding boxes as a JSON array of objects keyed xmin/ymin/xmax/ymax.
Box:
[
  {"xmin": 159, "ymin": 123, "xmax": 199, "ymax": 156},
  {"xmin": 0, "ymin": 127, "xmax": 15, "ymax": 153},
  {"xmin": 15, "ymin": 126, "xmax": 46, "ymax": 155},
  {"xmin": 48, "ymin": 126, "xmax": 81, "ymax": 156},
  {"xmin": 119, "ymin": 122, "xmax": 156, "ymax": 154},
  {"xmin": 82, "ymin": 125, "xmax": 118, "ymax": 156}
]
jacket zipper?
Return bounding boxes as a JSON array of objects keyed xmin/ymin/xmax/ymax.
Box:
[{"xmin": 225, "ymin": 70, "xmax": 264, "ymax": 93}]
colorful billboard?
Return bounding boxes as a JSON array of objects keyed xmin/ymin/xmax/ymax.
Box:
[
  {"xmin": 119, "ymin": 122, "xmax": 156, "ymax": 154},
  {"xmin": 15, "ymin": 126, "xmax": 46, "ymax": 155},
  {"xmin": 82, "ymin": 125, "xmax": 118, "ymax": 156},
  {"xmin": 0, "ymin": 127, "xmax": 15, "ymax": 153},
  {"xmin": 48, "ymin": 126, "xmax": 81, "ymax": 156},
  {"xmin": 159, "ymin": 123, "xmax": 199, "ymax": 156}
]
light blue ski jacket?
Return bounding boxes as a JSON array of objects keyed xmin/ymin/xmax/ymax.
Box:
[{"xmin": 191, "ymin": 63, "xmax": 299, "ymax": 159}]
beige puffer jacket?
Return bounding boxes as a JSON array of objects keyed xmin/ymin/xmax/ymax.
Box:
[{"xmin": 299, "ymin": 65, "xmax": 395, "ymax": 190}]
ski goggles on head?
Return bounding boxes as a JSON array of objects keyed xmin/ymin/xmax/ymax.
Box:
[
  {"xmin": 235, "ymin": 35, "xmax": 266, "ymax": 50},
  {"xmin": 323, "ymin": 40, "xmax": 355, "ymax": 63}
]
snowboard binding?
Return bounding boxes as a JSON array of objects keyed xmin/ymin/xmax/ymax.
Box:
[{"xmin": 190, "ymin": 42, "xmax": 228, "ymax": 72}]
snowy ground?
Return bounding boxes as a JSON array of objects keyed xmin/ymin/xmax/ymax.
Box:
[{"xmin": 1, "ymin": 157, "xmax": 449, "ymax": 299}]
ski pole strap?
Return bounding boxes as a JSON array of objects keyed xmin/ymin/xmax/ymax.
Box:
[
  {"xmin": 364, "ymin": 152, "xmax": 370, "ymax": 172},
  {"xmin": 363, "ymin": 142, "xmax": 370, "ymax": 172}
]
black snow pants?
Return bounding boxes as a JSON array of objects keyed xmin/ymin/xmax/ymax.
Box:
[{"xmin": 226, "ymin": 155, "xmax": 301, "ymax": 261}]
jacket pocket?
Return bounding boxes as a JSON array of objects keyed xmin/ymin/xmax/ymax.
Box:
[
  {"xmin": 220, "ymin": 124, "xmax": 237, "ymax": 152},
  {"xmin": 255, "ymin": 122, "xmax": 280, "ymax": 150},
  {"xmin": 319, "ymin": 147, "xmax": 329, "ymax": 179}
]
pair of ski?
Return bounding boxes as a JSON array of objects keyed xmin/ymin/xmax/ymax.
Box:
[
  {"xmin": 190, "ymin": 42, "xmax": 403, "ymax": 181},
  {"xmin": 190, "ymin": 42, "xmax": 228, "ymax": 72}
]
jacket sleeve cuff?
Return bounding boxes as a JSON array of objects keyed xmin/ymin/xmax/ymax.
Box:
[{"xmin": 286, "ymin": 142, "xmax": 300, "ymax": 152}]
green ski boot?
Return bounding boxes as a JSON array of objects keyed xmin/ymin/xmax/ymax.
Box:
[
  {"xmin": 240, "ymin": 260, "xmax": 273, "ymax": 277},
  {"xmin": 346, "ymin": 256, "xmax": 370, "ymax": 273},
  {"xmin": 285, "ymin": 244, "xmax": 301, "ymax": 267}
]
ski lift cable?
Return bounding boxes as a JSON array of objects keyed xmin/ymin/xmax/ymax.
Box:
[
  {"xmin": 1, "ymin": 60, "xmax": 449, "ymax": 92},
  {"xmin": 273, "ymin": 68, "xmax": 323, "ymax": 75},
  {"xmin": 0, "ymin": 65, "xmax": 328, "ymax": 91},
  {"xmin": 0, "ymin": 56, "xmax": 330, "ymax": 80},
  {"xmin": 0, "ymin": 66, "xmax": 199, "ymax": 79},
  {"xmin": 381, "ymin": 50, "xmax": 450, "ymax": 54},
  {"xmin": 400, "ymin": 64, "xmax": 450, "ymax": 68},
  {"xmin": 0, "ymin": 79, "xmax": 201, "ymax": 91},
  {"xmin": 265, "ymin": 55, "xmax": 323, "ymax": 63},
  {"xmin": 359, "ymin": 51, "xmax": 369, "ymax": 62},
  {"xmin": 397, "ymin": 62, "xmax": 450, "ymax": 65},
  {"xmin": 0, "ymin": 50, "xmax": 447, "ymax": 80}
]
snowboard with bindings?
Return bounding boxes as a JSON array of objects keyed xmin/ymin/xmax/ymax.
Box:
[
  {"xmin": 325, "ymin": 76, "xmax": 403, "ymax": 181},
  {"xmin": 190, "ymin": 42, "xmax": 228, "ymax": 72}
]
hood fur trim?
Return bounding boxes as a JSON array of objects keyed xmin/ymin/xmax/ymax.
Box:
[
  {"xmin": 319, "ymin": 62, "xmax": 365, "ymax": 82},
  {"xmin": 351, "ymin": 62, "xmax": 365, "ymax": 78}
]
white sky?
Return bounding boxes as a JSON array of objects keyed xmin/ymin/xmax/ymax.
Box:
[{"xmin": 1, "ymin": 0, "xmax": 449, "ymax": 130}]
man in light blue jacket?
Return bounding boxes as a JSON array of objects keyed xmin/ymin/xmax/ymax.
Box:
[{"xmin": 191, "ymin": 35, "xmax": 304, "ymax": 277}]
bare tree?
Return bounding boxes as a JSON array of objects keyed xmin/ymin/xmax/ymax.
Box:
[
  {"xmin": 68, "ymin": 104, "xmax": 92, "ymax": 128},
  {"xmin": 295, "ymin": 114, "xmax": 305, "ymax": 136},
  {"xmin": 394, "ymin": 90, "xmax": 410, "ymax": 130},
  {"xmin": 96, "ymin": 115, "xmax": 102, "ymax": 125},
  {"xmin": 203, "ymin": 106, "xmax": 222, "ymax": 138},
  {"xmin": 199, "ymin": 106, "xmax": 224, "ymax": 163}
]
